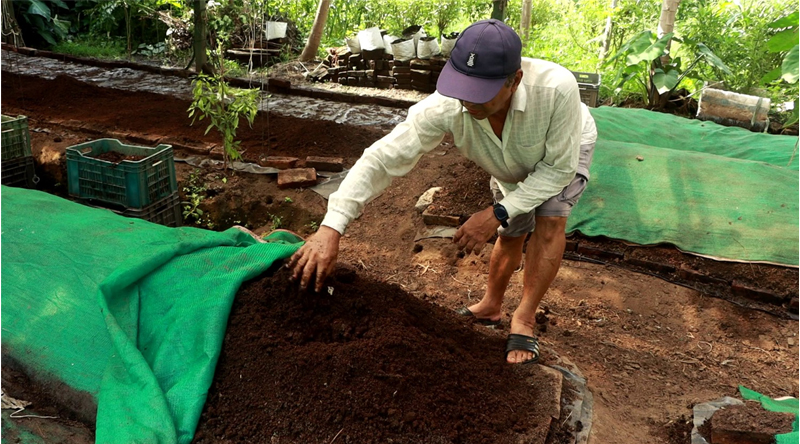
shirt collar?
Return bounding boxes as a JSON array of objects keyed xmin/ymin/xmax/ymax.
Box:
[{"xmin": 510, "ymin": 83, "xmax": 527, "ymax": 113}]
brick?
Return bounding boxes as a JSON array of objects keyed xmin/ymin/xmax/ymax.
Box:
[
  {"xmin": 411, "ymin": 70, "xmax": 431, "ymax": 83},
  {"xmin": 576, "ymin": 245, "xmax": 623, "ymax": 261},
  {"xmin": 338, "ymin": 77, "xmax": 347, "ymax": 85},
  {"xmin": 677, "ymin": 267, "xmax": 729, "ymax": 286},
  {"xmin": 260, "ymin": 156, "xmax": 298, "ymax": 169},
  {"xmin": 268, "ymin": 78, "xmax": 291, "ymax": 89},
  {"xmin": 410, "ymin": 59, "xmax": 431, "ymax": 69},
  {"xmin": 624, "ymin": 257, "xmax": 676, "ymax": 274},
  {"xmin": 277, "ymin": 168, "xmax": 317, "ymax": 189},
  {"xmin": 395, "ymin": 77, "xmax": 412, "ymax": 85},
  {"xmin": 731, "ymin": 281, "xmax": 784, "ymax": 304},
  {"xmin": 376, "ymin": 76, "xmax": 395, "ymax": 83},
  {"xmin": 392, "ymin": 66, "xmax": 411, "ymax": 74},
  {"xmin": 349, "ymin": 70, "xmax": 366, "ymax": 77},
  {"xmin": 564, "ymin": 240, "xmax": 578, "ymax": 252},
  {"xmin": 375, "ymin": 69, "xmax": 392, "ymax": 77},
  {"xmin": 430, "ymin": 56, "xmax": 447, "ymax": 66},
  {"xmin": 305, "ymin": 156, "xmax": 344, "ymax": 172},
  {"xmin": 349, "ymin": 54, "xmax": 362, "ymax": 64},
  {"xmin": 422, "ymin": 209, "xmax": 460, "ymax": 227},
  {"xmin": 362, "ymin": 48, "xmax": 384, "ymax": 61}
]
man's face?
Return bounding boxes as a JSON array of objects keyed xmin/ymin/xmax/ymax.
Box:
[{"xmin": 460, "ymin": 70, "xmax": 523, "ymax": 120}]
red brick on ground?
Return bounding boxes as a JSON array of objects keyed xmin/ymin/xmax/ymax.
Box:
[
  {"xmin": 277, "ymin": 168, "xmax": 317, "ymax": 189},
  {"xmin": 259, "ymin": 156, "xmax": 298, "ymax": 169},
  {"xmin": 305, "ymin": 156, "xmax": 344, "ymax": 172}
]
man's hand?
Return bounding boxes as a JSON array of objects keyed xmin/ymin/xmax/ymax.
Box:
[
  {"xmin": 286, "ymin": 226, "xmax": 341, "ymax": 292},
  {"xmin": 453, "ymin": 206, "xmax": 502, "ymax": 255}
]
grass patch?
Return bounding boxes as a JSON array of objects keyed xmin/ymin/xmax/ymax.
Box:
[{"xmin": 52, "ymin": 36, "xmax": 128, "ymax": 59}]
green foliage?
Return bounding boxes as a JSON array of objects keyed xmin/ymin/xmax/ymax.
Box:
[
  {"xmin": 181, "ymin": 168, "xmax": 207, "ymax": 225},
  {"xmin": 188, "ymin": 43, "xmax": 260, "ymax": 169},
  {"xmin": 762, "ymin": 11, "xmax": 799, "ymax": 125},
  {"xmin": 269, "ymin": 213, "xmax": 283, "ymax": 231},
  {"xmin": 14, "ymin": 0, "xmax": 73, "ymax": 45},
  {"xmin": 52, "ymin": 34, "xmax": 128, "ymax": 58}
]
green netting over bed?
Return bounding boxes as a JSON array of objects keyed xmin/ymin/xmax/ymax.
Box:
[
  {"xmin": 1, "ymin": 186, "xmax": 302, "ymax": 443},
  {"xmin": 567, "ymin": 107, "xmax": 798, "ymax": 266}
]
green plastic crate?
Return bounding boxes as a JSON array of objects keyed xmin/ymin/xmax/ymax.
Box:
[
  {"xmin": 66, "ymin": 139, "xmax": 177, "ymax": 209},
  {"xmin": 1, "ymin": 155, "xmax": 37, "ymax": 188},
  {"xmin": 84, "ymin": 191, "xmax": 183, "ymax": 227},
  {"xmin": 2, "ymin": 115, "xmax": 32, "ymax": 161}
]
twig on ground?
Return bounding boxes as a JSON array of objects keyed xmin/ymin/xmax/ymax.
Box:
[
  {"xmin": 697, "ymin": 341, "xmax": 713, "ymax": 353},
  {"xmin": 330, "ymin": 427, "xmax": 344, "ymax": 444}
]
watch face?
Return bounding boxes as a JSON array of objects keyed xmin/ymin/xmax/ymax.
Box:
[{"xmin": 493, "ymin": 204, "xmax": 508, "ymax": 220}]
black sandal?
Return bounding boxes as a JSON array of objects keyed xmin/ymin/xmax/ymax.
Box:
[
  {"xmin": 455, "ymin": 307, "xmax": 502, "ymax": 327},
  {"xmin": 504, "ymin": 334, "xmax": 539, "ymax": 365}
]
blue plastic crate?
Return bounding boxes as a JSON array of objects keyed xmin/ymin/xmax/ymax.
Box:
[
  {"xmin": 66, "ymin": 139, "xmax": 176, "ymax": 209},
  {"xmin": 2, "ymin": 115, "xmax": 32, "ymax": 161}
]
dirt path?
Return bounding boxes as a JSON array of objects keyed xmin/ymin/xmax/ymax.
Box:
[{"xmin": 2, "ymin": 67, "xmax": 797, "ymax": 444}]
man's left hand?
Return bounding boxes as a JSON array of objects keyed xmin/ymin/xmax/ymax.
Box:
[{"xmin": 453, "ymin": 206, "xmax": 502, "ymax": 255}]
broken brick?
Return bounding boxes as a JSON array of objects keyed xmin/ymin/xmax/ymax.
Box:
[
  {"xmin": 305, "ymin": 156, "xmax": 344, "ymax": 172},
  {"xmin": 624, "ymin": 257, "xmax": 676, "ymax": 274},
  {"xmin": 421, "ymin": 209, "xmax": 460, "ymax": 227},
  {"xmin": 267, "ymin": 78, "xmax": 291, "ymax": 89},
  {"xmin": 731, "ymin": 281, "xmax": 784, "ymax": 304},
  {"xmin": 277, "ymin": 168, "xmax": 317, "ymax": 189},
  {"xmin": 576, "ymin": 245, "xmax": 623, "ymax": 261},
  {"xmin": 260, "ymin": 156, "xmax": 298, "ymax": 169},
  {"xmin": 676, "ymin": 267, "xmax": 730, "ymax": 286}
]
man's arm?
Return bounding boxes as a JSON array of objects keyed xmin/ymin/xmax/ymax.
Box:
[{"xmin": 288, "ymin": 94, "xmax": 453, "ymax": 291}]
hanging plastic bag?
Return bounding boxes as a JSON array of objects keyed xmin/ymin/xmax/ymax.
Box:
[
  {"xmin": 383, "ymin": 35, "xmax": 400, "ymax": 55},
  {"xmin": 440, "ymin": 32, "xmax": 459, "ymax": 57},
  {"xmin": 345, "ymin": 34, "xmax": 361, "ymax": 54},
  {"xmin": 417, "ymin": 36, "xmax": 440, "ymax": 60},
  {"xmin": 263, "ymin": 21, "xmax": 288, "ymax": 40},
  {"xmin": 391, "ymin": 38, "xmax": 416, "ymax": 62},
  {"xmin": 402, "ymin": 25, "xmax": 426, "ymax": 52},
  {"xmin": 358, "ymin": 27, "xmax": 384, "ymax": 51}
]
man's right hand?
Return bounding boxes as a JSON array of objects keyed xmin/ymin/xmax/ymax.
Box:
[{"xmin": 286, "ymin": 225, "xmax": 341, "ymax": 293}]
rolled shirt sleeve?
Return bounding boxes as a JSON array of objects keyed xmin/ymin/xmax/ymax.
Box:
[{"xmin": 321, "ymin": 95, "xmax": 448, "ymax": 234}]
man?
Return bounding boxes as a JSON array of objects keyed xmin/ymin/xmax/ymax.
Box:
[{"xmin": 288, "ymin": 19, "xmax": 597, "ymax": 365}]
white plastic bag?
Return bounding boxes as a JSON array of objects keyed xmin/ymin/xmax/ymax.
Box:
[
  {"xmin": 383, "ymin": 35, "xmax": 399, "ymax": 55},
  {"xmin": 345, "ymin": 35, "xmax": 361, "ymax": 54},
  {"xmin": 440, "ymin": 33, "xmax": 458, "ymax": 57},
  {"xmin": 358, "ymin": 27, "xmax": 384, "ymax": 51},
  {"xmin": 402, "ymin": 25, "xmax": 426, "ymax": 51},
  {"xmin": 417, "ymin": 36, "xmax": 440, "ymax": 59},
  {"xmin": 263, "ymin": 21, "xmax": 287, "ymax": 40},
  {"xmin": 391, "ymin": 38, "xmax": 416, "ymax": 62}
]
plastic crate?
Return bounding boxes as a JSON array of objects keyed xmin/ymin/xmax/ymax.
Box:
[
  {"xmin": 2, "ymin": 115, "xmax": 32, "ymax": 161},
  {"xmin": 571, "ymin": 71, "xmax": 601, "ymax": 108},
  {"xmin": 117, "ymin": 191, "xmax": 183, "ymax": 227},
  {"xmin": 1, "ymin": 155, "xmax": 37, "ymax": 188},
  {"xmin": 84, "ymin": 191, "xmax": 183, "ymax": 227},
  {"xmin": 66, "ymin": 139, "xmax": 177, "ymax": 209}
]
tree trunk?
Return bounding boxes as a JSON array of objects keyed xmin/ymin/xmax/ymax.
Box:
[
  {"xmin": 193, "ymin": 0, "xmax": 209, "ymax": 74},
  {"xmin": 520, "ymin": 0, "xmax": 533, "ymax": 45},
  {"xmin": 491, "ymin": 0, "xmax": 507, "ymax": 21},
  {"xmin": 651, "ymin": 0, "xmax": 681, "ymax": 108},
  {"xmin": 598, "ymin": 0, "xmax": 618, "ymax": 63},
  {"xmin": 299, "ymin": 0, "xmax": 330, "ymax": 62},
  {"xmin": 1, "ymin": 0, "xmax": 25, "ymax": 47}
]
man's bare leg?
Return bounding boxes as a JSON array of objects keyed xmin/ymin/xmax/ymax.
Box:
[
  {"xmin": 507, "ymin": 216, "xmax": 567, "ymax": 364},
  {"xmin": 466, "ymin": 234, "xmax": 526, "ymax": 322}
]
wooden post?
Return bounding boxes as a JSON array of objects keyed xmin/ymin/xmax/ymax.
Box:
[
  {"xmin": 491, "ymin": 0, "xmax": 507, "ymax": 21},
  {"xmin": 193, "ymin": 0, "xmax": 208, "ymax": 74}
]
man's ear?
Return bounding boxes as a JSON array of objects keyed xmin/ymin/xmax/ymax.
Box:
[{"xmin": 510, "ymin": 69, "xmax": 523, "ymax": 92}]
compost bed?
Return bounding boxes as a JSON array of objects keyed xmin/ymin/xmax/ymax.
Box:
[{"xmin": 193, "ymin": 267, "xmax": 566, "ymax": 444}]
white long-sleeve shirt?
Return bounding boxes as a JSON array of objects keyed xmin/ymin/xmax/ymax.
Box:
[{"xmin": 322, "ymin": 58, "xmax": 597, "ymax": 235}]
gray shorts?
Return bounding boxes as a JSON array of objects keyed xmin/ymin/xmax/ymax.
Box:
[{"xmin": 490, "ymin": 173, "xmax": 588, "ymax": 238}]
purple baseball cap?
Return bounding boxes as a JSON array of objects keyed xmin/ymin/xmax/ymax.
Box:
[{"xmin": 437, "ymin": 19, "xmax": 522, "ymax": 104}]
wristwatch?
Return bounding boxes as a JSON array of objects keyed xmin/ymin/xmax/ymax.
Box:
[{"xmin": 492, "ymin": 203, "xmax": 509, "ymax": 228}]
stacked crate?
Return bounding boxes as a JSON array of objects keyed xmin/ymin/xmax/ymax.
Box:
[
  {"xmin": 66, "ymin": 139, "xmax": 182, "ymax": 227},
  {"xmin": 1, "ymin": 115, "xmax": 37, "ymax": 188},
  {"xmin": 572, "ymin": 72, "xmax": 601, "ymax": 107}
]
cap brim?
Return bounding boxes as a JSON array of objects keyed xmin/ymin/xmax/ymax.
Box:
[{"xmin": 436, "ymin": 60, "xmax": 507, "ymax": 104}]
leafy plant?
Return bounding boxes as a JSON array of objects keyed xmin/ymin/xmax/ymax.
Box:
[
  {"xmin": 284, "ymin": 196, "xmax": 293, "ymax": 203},
  {"xmin": 188, "ymin": 42, "xmax": 260, "ymax": 170},
  {"xmin": 181, "ymin": 169, "xmax": 207, "ymax": 225},
  {"xmin": 604, "ymin": 30, "xmax": 731, "ymax": 108},
  {"xmin": 269, "ymin": 213, "xmax": 283, "ymax": 231},
  {"xmin": 308, "ymin": 221, "xmax": 319, "ymax": 231},
  {"xmin": 762, "ymin": 11, "xmax": 798, "ymax": 126},
  {"xmin": 14, "ymin": 0, "xmax": 72, "ymax": 45}
]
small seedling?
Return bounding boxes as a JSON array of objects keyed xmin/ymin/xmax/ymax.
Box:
[
  {"xmin": 269, "ymin": 214, "xmax": 283, "ymax": 231},
  {"xmin": 284, "ymin": 196, "xmax": 293, "ymax": 203},
  {"xmin": 308, "ymin": 221, "xmax": 319, "ymax": 231}
]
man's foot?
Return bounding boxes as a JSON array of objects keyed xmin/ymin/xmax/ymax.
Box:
[
  {"xmin": 506, "ymin": 321, "xmax": 538, "ymax": 364},
  {"xmin": 462, "ymin": 302, "xmax": 502, "ymax": 324},
  {"xmin": 455, "ymin": 306, "xmax": 502, "ymax": 326}
]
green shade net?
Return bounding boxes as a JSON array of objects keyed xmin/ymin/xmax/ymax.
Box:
[
  {"xmin": 568, "ymin": 107, "xmax": 799, "ymax": 266},
  {"xmin": 739, "ymin": 386, "xmax": 799, "ymax": 444},
  {"xmin": 1, "ymin": 186, "xmax": 302, "ymax": 443}
]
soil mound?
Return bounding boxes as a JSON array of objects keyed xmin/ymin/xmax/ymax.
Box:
[{"xmin": 193, "ymin": 267, "xmax": 560, "ymax": 444}]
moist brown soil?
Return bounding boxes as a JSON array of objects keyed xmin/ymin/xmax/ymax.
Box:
[
  {"xmin": 193, "ymin": 267, "xmax": 563, "ymax": 444},
  {"xmin": 2, "ymin": 67, "xmax": 798, "ymax": 444},
  {"xmin": 91, "ymin": 151, "xmax": 146, "ymax": 163},
  {"xmin": 710, "ymin": 400, "xmax": 795, "ymax": 437}
]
